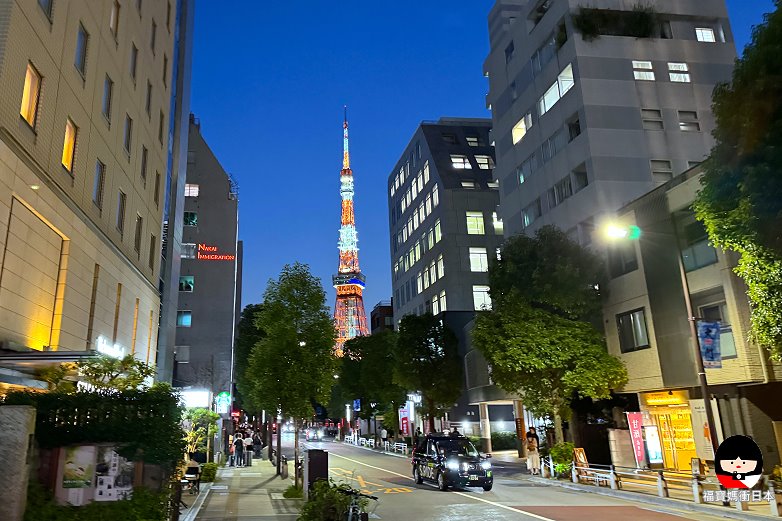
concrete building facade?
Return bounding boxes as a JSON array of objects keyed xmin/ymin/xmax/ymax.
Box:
[
  {"xmin": 0, "ymin": 0, "xmax": 189, "ymax": 388},
  {"xmin": 369, "ymin": 300, "xmax": 393, "ymax": 335},
  {"xmin": 172, "ymin": 116, "xmax": 240, "ymax": 407},
  {"xmin": 602, "ymin": 166, "xmax": 782, "ymax": 471},
  {"xmin": 484, "ymin": 0, "xmax": 736, "ymax": 242}
]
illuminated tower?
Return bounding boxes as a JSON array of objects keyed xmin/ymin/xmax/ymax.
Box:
[{"xmin": 333, "ymin": 108, "xmax": 369, "ymax": 355}]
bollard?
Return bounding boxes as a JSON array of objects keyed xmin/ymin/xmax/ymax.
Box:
[
  {"xmin": 549, "ymin": 456, "xmax": 556, "ymax": 479},
  {"xmin": 610, "ymin": 466, "xmax": 619, "ymax": 490},
  {"xmin": 692, "ymin": 475, "xmax": 703, "ymax": 504},
  {"xmin": 572, "ymin": 464, "xmax": 579, "ymax": 484},
  {"xmin": 281, "ymin": 455, "xmax": 289, "ymax": 480},
  {"xmin": 768, "ymin": 480, "xmax": 782, "ymax": 517},
  {"xmin": 657, "ymin": 471, "xmax": 669, "ymax": 498}
]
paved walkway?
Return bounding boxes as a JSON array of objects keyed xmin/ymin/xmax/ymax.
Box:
[{"xmin": 194, "ymin": 459, "xmax": 302, "ymax": 520}]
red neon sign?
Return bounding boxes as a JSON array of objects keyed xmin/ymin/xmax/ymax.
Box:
[{"xmin": 197, "ymin": 243, "xmax": 236, "ymax": 261}]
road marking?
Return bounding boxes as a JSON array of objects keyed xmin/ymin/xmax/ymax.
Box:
[{"xmin": 328, "ymin": 451, "xmax": 555, "ymax": 520}]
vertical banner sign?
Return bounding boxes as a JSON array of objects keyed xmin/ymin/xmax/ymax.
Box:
[
  {"xmin": 626, "ymin": 412, "xmax": 646, "ymax": 468},
  {"xmin": 399, "ymin": 408, "xmax": 410, "ymax": 436},
  {"xmin": 697, "ymin": 321, "xmax": 722, "ymax": 369}
]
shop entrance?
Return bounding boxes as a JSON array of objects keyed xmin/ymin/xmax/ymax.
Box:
[{"xmin": 640, "ymin": 391, "xmax": 697, "ymax": 472}]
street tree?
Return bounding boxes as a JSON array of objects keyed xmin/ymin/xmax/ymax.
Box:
[
  {"xmin": 340, "ymin": 331, "xmax": 406, "ymax": 439},
  {"xmin": 394, "ymin": 313, "xmax": 461, "ymax": 433},
  {"xmin": 693, "ymin": 2, "xmax": 782, "ymax": 359},
  {"xmin": 472, "ymin": 226, "xmax": 627, "ymax": 443},
  {"xmin": 78, "ymin": 354, "xmax": 156, "ymax": 391},
  {"xmin": 243, "ymin": 263, "xmax": 337, "ymax": 483},
  {"xmin": 234, "ymin": 303, "xmax": 265, "ymax": 410},
  {"xmin": 183, "ymin": 407, "xmax": 221, "ymax": 456}
]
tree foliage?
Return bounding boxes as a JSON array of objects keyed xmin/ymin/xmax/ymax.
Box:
[
  {"xmin": 693, "ymin": 1, "xmax": 782, "ymax": 359},
  {"xmin": 243, "ymin": 263, "xmax": 337, "ymax": 419},
  {"xmin": 182, "ymin": 407, "xmax": 220, "ymax": 454},
  {"xmin": 234, "ymin": 303, "xmax": 265, "ymax": 410},
  {"xmin": 394, "ymin": 313, "xmax": 461, "ymax": 432},
  {"xmin": 473, "ymin": 226, "xmax": 626, "ymax": 442},
  {"xmin": 79, "ymin": 354, "xmax": 156, "ymax": 391}
]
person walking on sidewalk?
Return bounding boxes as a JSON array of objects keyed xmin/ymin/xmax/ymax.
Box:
[
  {"xmin": 526, "ymin": 437, "xmax": 541, "ymax": 475},
  {"xmin": 381, "ymin": 427, "xmax": 388, "ymax": 444},
  {"xmin": 244, "ymin": 431, "xmax": 254, "ymax": 466},
  {"xmin": 233, "ymin": 433, "xmax": 245, "ymax": 467}
]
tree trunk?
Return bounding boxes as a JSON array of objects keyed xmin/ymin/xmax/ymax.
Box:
[
  {"xmin": 427, "ymin": 399, "xmax": 436, "ymax": 433},
  {"xmin": 267, "ymin": 415, "xmax": 273, "ymax": 463},
  {"xmin": 553, "ymin": 411, "xmax": 564, "ymax": 445},
  {"xmin": 276, "ymin": 419, "xmax": 282, "ymax": 475},
  {"xmin": 294, "ymin": 419, "xmax": 301, "ymax": 488}
]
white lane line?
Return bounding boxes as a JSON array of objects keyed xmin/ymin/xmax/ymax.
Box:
[{"xmin": 327, "ymin": 451, "xmax": 555, "ymax": 521}]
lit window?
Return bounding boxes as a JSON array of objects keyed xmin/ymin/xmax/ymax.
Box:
[
  {"xmin": 93, "ymin": 160, "xmax": 106, "ymax": 209},
  {"xmin": 466, "ymin": 212, "xmax": 485, "ymax": 235},
  {"xmin": 522, "ymin": 198, "xmax": 542, "ymax": 228},
  {"xmin": 182, "ymin": 243, "xmax": 196, "ymax": 259},
  {"xmin": 176, "ymin": 311, "xmax": 192, "ymax": 327},
  {"xmin": 184, "ymin": 184, "xmax": 199, "ymax": 197},
  {"xmin": 61, "ymin": 118, "xmax": 77, "ymax": 172},
  {"xmin": 472, "ymin": 285, "xmax": 492, "ymax": 310},
  {"xmin": 20, "ymin": 63, "xmax": 42, "ymax": 128},
  {"xmin": 102, "ymin": 75, "xmax": 113, "ymax": 122},
  {"xmin": 450, "ymin": 154, "xmax": 471, "ymax": 169},
  {"xmin": 110, "ymin": 1, "xmax": 120, "ymax": 39},
  {"xmin": 434, "ymin": 219, "xmax": 442, "ymax": 242},
  {"xmin": 469, "ymin": 248, "xmax": 489, "ymax": 272},
  {"xmin": 179, "ymin": 276, "xmax": 194, "ymax": 292},
  {"xmin": 130, "ymin": 43, "xmax": 138, "ymax": 80},
  {"xmin": 440, "ymin": 290, "xmax": 447, "ymax": 312},
  {"xmin": 492, "ymin": 211, "xmax": 504, "ymax": 234},
  {"xmin": 75, "ymin": 23, "xmax": 89, "ymax": 76},
  {"xmin": 511, "ymin": 114, "xmax": 532, "ymax": 145},
  {"xmin": 678, "ymin": 110, "xmax": 700, "ymax": 131},
  {"xmin": 466, "ymin": 135, "xmax": 480, "ymax": 147},
  {"xmin": 437, "ymin": 254, "xmax": 444, "ymax": 278},
  {"xmin": 538, "ymin": 64, "xmax": 574, "ymax": 116},
  {"xmin": 617, "ymin": 309, "xmax": 649, "ymax": 353},
  {"xmin": 461, "ymin": 180, "xmax": 475, "ymax": 189},
  {"xmin": 475, "ymin": 155, "xmax": 495, "ymax": 170},
  {"xmin": 116, "ymin": 191, "xmax": 127, "ymax": 235},
  {"xmin": 487, "ymin": 180, "xmax": 499, "ymax": 189},
  {"xmin": 183, "ymin": 212, "xmax": 198, "ymax": 226},
  {"xmin": 423, "ymin": 161, "xmax": 430, "ymax": 184},
  {"xmin": 695, "ymin": 27, "xmax": 715, "ymax": 42},
  {"xmin": 123, "ymin": 114, "xmax": 133, "ymax": 153},
  {"xmin": 632, "ymin": 60, "xmax": 655, "ymax": 81},
  {"xmin": 668, "ymin": 62, "xmax": 690, "ymax": 83}
]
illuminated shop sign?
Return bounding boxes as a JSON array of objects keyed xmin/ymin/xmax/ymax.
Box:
[
  {"xmin": 197, "ymin": 243, "xmax": 236, "ymax": 261},
  {"xmin": 96, "ymin": 336, "xmax": 125, "ymax": 359}
]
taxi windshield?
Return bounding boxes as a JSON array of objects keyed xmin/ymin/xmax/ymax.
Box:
[{"xmin": 437, "ymin": 439, "xmax": 478, "ymax": 457}]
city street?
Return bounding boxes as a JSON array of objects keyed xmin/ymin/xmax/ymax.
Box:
[{"xmin": 297, "ymin": 437, "xmax": 734, "ymax": 521}]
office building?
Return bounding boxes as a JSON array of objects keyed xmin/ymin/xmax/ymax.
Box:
[
  {"xmin": 370, "ymin": 301, "xmax": 394, "ymax": 334},
  {"xmin": 602, "ymin": 165, "xmax": 782, "ymax": 470},
  {"xmin": 484, "ymin": 0, "xmax": 736, "ymax": 242},
  {"xmin": 0, "ymin": 0, "xmax": 190, "ymax": 389},
  {"xmin": 173, "ymin": 115, "xmax": 241, "ymax": 410},
  {"xmin": 387, "ymin": 118, "xmax": 516, "ymax": 445}
]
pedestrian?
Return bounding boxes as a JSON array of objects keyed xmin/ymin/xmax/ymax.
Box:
[
  {"xmin": 244, "ymin": 431, "xmax": 254, "ymax": 466},
  {"xmin": 527, "ymin": 437, "xmax": 541, "ymax": 475},
  {"xmin": 233, "ymin": 433, "xmax": 244, "ymax": 467},
  {"xmin": 450, "ymin": 426, "xmax": 461, "ymax": 437},
  {"xmin": 228, "ymin": 435, "xmax": 235, "ymax": 467},
  {"xmin": 526, "ymin": 426, "xmax": 540, "ymax": 447},
  {"xmin": 381, "ymin": 427, "xmax": 388, "ymax": 444},
  {"xmin": 413, "ymin": 427, "xmax": 422, "ymax": 448},
  {"xmin": 253, "ymin": 433, "xmax": 262, "ymax": 458}
]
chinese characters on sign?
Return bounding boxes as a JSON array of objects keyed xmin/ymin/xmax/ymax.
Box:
[
  {"xmin": 398, "ymin": 408, "xmax": 410, "ymax": 436},
  {"xmin": 627, "ymin": 412, "xmax": 646, "ymax": 468},
  {"xmin": 697, "ymin": 321, "xmax": 722, "ymax": 368},
  {"xmin": 704, "ymin": 490, "xmax": 774, "ymax": 503}
]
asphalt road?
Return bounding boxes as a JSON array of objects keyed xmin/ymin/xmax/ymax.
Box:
[{"xmin": 290, "ymin": 436, "xmax": 736, "ymax": 521}]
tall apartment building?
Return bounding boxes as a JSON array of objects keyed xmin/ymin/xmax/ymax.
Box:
[
  {"xmin": 603, "ymin": 166, "xmax": 782, "ymax": 471},
  {"xmin": 172, "ymin": 116, "xmax": 241, "ymax": 410},
  {"xmin": 387, "ymin": 118, "xmax": 516, "ymax": 445},
  {"xmin": 0, "ymin": 0, "xmax": 190, "ymax": 388},
  {"xmin": 484, "ymin": 0, "xmax": 736, "ymax": 242}
]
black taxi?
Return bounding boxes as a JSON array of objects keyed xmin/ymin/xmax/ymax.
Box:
[{"xmin": 411, "ymin": 434, "xmax": 493, "ymax": 491}]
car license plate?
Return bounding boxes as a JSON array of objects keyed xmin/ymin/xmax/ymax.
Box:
[{"xmin": 469, "ymin": 474, "xmax": 478, "ymax": 480}]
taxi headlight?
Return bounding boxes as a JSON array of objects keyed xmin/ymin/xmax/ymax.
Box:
[
  {"xmin": 481, "ymin": 460, "xmax": 492, "ymax": 470},
  {"xmin": 446, "ymin": 460, "xmax": 459, "ymax": 470}
]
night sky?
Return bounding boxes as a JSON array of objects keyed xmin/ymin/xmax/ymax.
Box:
[{"xmin": 189, "ymin": 1, "xmax": 774, "ymax": 311}]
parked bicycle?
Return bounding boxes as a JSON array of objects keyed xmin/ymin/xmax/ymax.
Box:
[{"xmin": 337, "ymin": 486, "xmax": 378, "ymax": 521}]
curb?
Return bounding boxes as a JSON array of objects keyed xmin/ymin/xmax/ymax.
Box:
[
  {"xmin": 526, "ymin": 476, "xmax": 777, "ymax": 521},
  {"xmin": 181, "ymin": 482, "xmax": 211, "ymax": 521}
]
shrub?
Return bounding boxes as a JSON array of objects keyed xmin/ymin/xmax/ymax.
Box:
[
  {"xmin": 283, "ymin": 484, "xmax": 303, "ymax": 499},
  {"xmin": 200, "ymin": 462, "xmax": 218, "ymax": 482},
  {"xmin": 549, "ymin": 442, "xmax": 575, "ymax": 465},
  {"xmin": 490, "ymin": 431, "xmax": 518, "ymax": 451},
  {"xmin": 298, "ymin": 480, "xmax": 362, "ymax": 521}
]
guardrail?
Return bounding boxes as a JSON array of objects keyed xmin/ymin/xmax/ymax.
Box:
[
  {"xmin": 344, "ymin": 435, "xmax": 408, "ymax": 455},
  {"xmin": 548, "ymin": 455, "xmax": 782, "ymax": 517}
]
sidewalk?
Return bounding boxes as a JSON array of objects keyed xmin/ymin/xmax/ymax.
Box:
[{"xmin": 193, "ymin": 459, "xmax": 303, "ymax": 520}]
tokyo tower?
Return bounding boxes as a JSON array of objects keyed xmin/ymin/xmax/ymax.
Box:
[{"xmin": 333, "ymin": 108, "xmax": 368, "ymax": 356}]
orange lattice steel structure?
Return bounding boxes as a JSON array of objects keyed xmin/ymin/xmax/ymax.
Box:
[{"xmin": 333, "ymin": 108, "xmax": 368, "ymax": 356}]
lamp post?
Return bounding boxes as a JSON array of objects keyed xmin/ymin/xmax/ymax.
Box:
[{"xmin": 604, "ymin": 224, "xmax": 720, "ymax": 458}]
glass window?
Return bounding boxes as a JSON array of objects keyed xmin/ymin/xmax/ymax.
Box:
[
  {"xmin": 110, "ymin": 1, "xmax": 120, "ymax": 38},
  {"xmin": 466, "ymin": 212, "xmax": 485, "ymax": 235},
  {"xmin": 75, "ymin": 23, "xmax": 89, "ymax": 75},
  {"xmin": 116, "ymin": 191, "xmax": 126, "ymax": 235},
  {"xmin": 154, "ymin": 172, "xmax": 161, "ymax": 207},
  {"xmin": 617, "ymin": 309, "xmax": 650, "ymax": 353},
  {"xmin": 695, "ymin": 27, "xmax": 715, "ymax": 42},
  {"xmin": 450, "ymin": 154, "xmax": 471, "ymax": 169},
  {"xmin": 440, "ymin": 290, "xmax": 447, "ymax": 312},
  {"xmin": 469, "ymin": 248, "xmax": 489, "ymax": 272},
  {"xmin": 158, "ymin": 110, "xmax": 165, "ymax": 144},
  {"xmin": 102, "ymin": 75, "xmax": 113, "ymax": 121},
  {"xmin": 130, "ymin": 43, "xmax": 138, "ymax": 80},
  {"xmin": 93, "ymin": 160, "xmax": 105, "ymax": 209},
  {"xmin": 184, "ymin": 184, "xmax": 199, "ymax": 197},
  {"xmin": 461, "ymin": 180, "xmax": 475, "ymax": 189},
  {"xmin": 38, "ymin": 0, "xmax": 53, "ymax": 18},
  {"xmin": 512, "ymin": 113, "xmax": 532, "ymax": 144},
  {"xmin": 473, "ymin": 285, "xmax": 492, "ymax": 310},
  {"xmin": 148, "ymin": 234, "xmax": 156, "ymax": 270},
  {"xmin": 539, "ymin": 64, "xmax": 574, "ymax": 115},
  {"xmin": 175, "ymin": 346, "xmax": 190, "ymax": 363},
  {"xmin": 145, "ymin": 82, "xmax": 152, "ymax": 116},
  {"xmin": 181, "ymin": 243, "xmax": 196, "ymax": 259},
  {"xmin": 179, "ymin": 276, "xmax": 194, "ymax": 292},
  {"xmin": 123, "ymin": 115, "xmax": 133, "ymax": 153},
  {"xmin": 668, "ymin": 62, "xmax": 691, "ymax": 83},
  {"xmin": 140, "ymin": 146, "xmax": 148, "ymax": 182},
  {"xmin": 434, "ymin": 219, "xmax": 442, "ymax": 242},
  {"xmin": 650, "ymin": 159, "xmax": 673, "ymax": 184},
  {"xmin": 608, "ymin": 241, "xmax": 638, "ymax": 278},
  {"xmin": 680, "ymin": 219, "xmax": 718, "ymax": 271},
  {"xmin": 641, "ymin": 108, "xmax": 663, "ymax": 130},
  {"xmin": 466, "ymin": 135, "xmax": 480, "ymax": 147},
  {"xmin": 61, "ymin": 118, "xmax": 77, "ymax": 172},
  {"xmin": 437, "ymin": 254, "xmax": 445, "ymax": 278},
  {"xmin": 632, "ymin": 60, "xmax": 655, "ymax": 81},
  {"xmin": 176, "ymin": 311, "xmax": 192, "ymax": 327},
  {"xmin": 20, "ymin": 63, "xmax": 42, "ymax": 128},
  {"xmin": 698, "ymin": 302, "xmax": 737, "ymax": 358},
  {"xmin": 522, "ymin": 199, "xmax": 542, "ymax": 228},
  {"xmin": 475, "ymin": 155, "xmax": 494, "ymax": 170},
  {"xmin": 163, "ymin": 54, "xmax": 168, "ymax": 87},
  {"xmin": 492, "ymin": 211, "xmax": 504, "ymax": 234},
  {"xmin": 151, "ymin": 19, "xmax": 157, "ymax": 52},
  {"xmin": 134, "ymin": 214, "xmax": 143, "ymax": 252},
  {"xmin": 183, "ymin": 212, "xmax": 198, "ymax": 227}
]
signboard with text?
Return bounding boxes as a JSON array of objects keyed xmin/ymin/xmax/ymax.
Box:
[
  {"xmin": 627, "ymin": 412, "xmax": 646, "ymax": 468},
  {"xmin": 697, "ymin": 321, "xmax": 722, "ymax": 368},
  {"xmin": 399, "ymin": 408, "xmax": 410, "ymax": 436}
]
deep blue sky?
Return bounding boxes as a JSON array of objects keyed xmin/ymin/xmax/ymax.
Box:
[{"xmin": 190, "ymin": 1, "xmax": 773, "ymax": 311}]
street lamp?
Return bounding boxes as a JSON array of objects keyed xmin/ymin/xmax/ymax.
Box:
[{"xmin": 603, "ymin": 222, "xmax": 720, "ymax": 458}]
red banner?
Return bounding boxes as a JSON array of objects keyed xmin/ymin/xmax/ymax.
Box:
[
  {"xmin": 627, "ymin": 412, "xmax": 646, "ymax": 467},
  {"xmin": 401, "ymin": 417, "xmax": 409, "ymax": 436}
]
